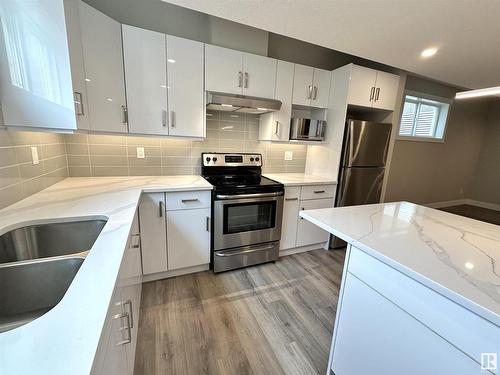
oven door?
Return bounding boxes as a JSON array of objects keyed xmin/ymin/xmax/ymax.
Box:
[{"xmin": 213, "ymin": 192, "xmax": 284, "ymax": 250}]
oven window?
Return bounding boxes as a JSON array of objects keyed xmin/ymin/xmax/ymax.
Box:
[{"xmin": 223, "ymin": 201, "xmax": 276, "ymax": 234}]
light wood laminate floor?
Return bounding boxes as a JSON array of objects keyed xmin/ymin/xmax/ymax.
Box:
[{"xmin": 134, "ymin": 249, "xmax": 345, "ymax": 375}]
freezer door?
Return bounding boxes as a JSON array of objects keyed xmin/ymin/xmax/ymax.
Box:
[
  {"xmin": 336, "ymin": 167, "xmax": 385, "ymax": 207},
  {"xmin": 342, "ymin": 120, "xmax": 392, "ymax": 167}
]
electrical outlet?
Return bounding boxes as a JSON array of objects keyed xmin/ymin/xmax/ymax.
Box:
[
  {"xmin": 284, "ymin": 151, "xmax": 293, "ymax": 161},
  {"xmin": 30, "ymin": 147, "xmax": 39, "ymax": 165},
  {"xmin": 136, "ymin": 147, "xmax": 145, "ymax": 159}
]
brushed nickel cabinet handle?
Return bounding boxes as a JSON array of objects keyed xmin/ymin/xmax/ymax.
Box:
[
  {"xmin": 314, "ymin": 190, "xmax": 326, "ymax": 194},
  {"xmin": 238, "ymin": 71, "xmax": 243, "ymax": 87},
  {"xmin": 124, "ymin": 300, "xmax": 134, "ymax": 328},
  {"xmin": 113, "ymin": 312, "xmax": 131, "ymax": 346},
  {"xmin": 307, "ymin": 85, "xmax": 313, "ymax": 99},
  {"xmin": 162, "ymin": 110, "xmax": 167, "ymax": 127},
  {"xmin": 170, "ymin": 110, "xmax": 176, "ymax": 128},
  {"xmin": 313, "ymin": 86, "xmax": 318, "ymax": 100},
  {"xmin": 375, "ymin": 87, "xmax": 380, "ymax": 101},
  {"xmin": 274, "ymin": 121, "xmax": 280, "ymax": 135},
  {"xmin": 206, "ymin": 216, "xmax": 210, "ymax": 232},
  {"xmin": 181, "ymin": 198, "xmax": 199, "ymax": 203},
  {"xmin": 159, "ymin": 201, "xmax": 163, "ymax": 217},
  {"xmin": 121, "ymin": 105, "xmax": 128, "ymax": 124},
  {"xmin": 369, "ymin": 87, "xmax": 375, "ymax": 101},
  {"xmin": 244, "ymin": 72, "xmax": 249, "ymax": 88},
  {"xmin": 285, "ymin": 197, "xmax": 298, "ymax": 201},
  {"xmin": 74, "ymin": 92, "xmax": 84, "ymax": 116},
  {"xmin": 131, "ymin": 234, "xmax": 140, "ymax": 248}
]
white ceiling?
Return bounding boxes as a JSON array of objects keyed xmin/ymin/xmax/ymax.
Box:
[{"xmin": 163, "ymin": 0, "xmax": 500, "ymax": 89}]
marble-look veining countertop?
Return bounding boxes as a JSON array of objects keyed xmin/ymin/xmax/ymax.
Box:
[
  {"xmin": 299, "ymin": 202, "xmax": 500, "ymax": 326},
  {"xmin": 264, "ymin": 173, "xmax": 336, "ymax": 186},
  {"xmin": 0, "ymin": 176, "xmax": 212, "ymax": 375}
]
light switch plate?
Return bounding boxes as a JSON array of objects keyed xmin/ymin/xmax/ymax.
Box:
[
  {"xmin": 136, "ymin": 147, "xmax": 145, "ymax": 159},
  {"xmin": 30, "ymin": 147, "xmax": 39, "ymax": 165},
  {"xmin": 284, "ymin": 151, "xmax": 293, "ymax": 161}
]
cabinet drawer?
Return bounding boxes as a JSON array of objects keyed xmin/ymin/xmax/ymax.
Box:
[
  {"xmin": 300, "ymin": 184, "xmax": 335, "ymax": 200},
  {"xmin": 166, "ymin": 190, "xmax": 211, "ymax": 210},
  {"xmin": 348, "ymin": 246, "xmax": 498, "ymax": 364},
  {"xmin": 284, "ymin": 186, "xmax": 301, "ymax": 199}
]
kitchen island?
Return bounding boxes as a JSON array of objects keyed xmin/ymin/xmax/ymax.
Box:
[{"xmin": 300, "ymin": 202, "xmax": 500, "ymax": 375}]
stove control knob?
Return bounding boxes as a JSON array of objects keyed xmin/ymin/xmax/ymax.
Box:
[
  {"xmin": 250, "ymin": 157, "xmax": 254, "ymax": 162},
  {"xmin": 205, "ymin": 157, "xmax": 211, "ymax": 163},
  {"xmin": 213, "ymin": 157, "xmax": 217, "ymax": 162},
  {"xmin": 255, "ymin": 157, "xmax": 260, "ymax": 162}
]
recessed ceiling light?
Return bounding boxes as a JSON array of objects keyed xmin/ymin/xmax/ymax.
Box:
[
  {"xmin": 421, "ymin": 47, "xmax": 438, "ymax": 58},
  {"xmin": 455, "ymin": 86, "xmax": 500, "ymax": 99}
]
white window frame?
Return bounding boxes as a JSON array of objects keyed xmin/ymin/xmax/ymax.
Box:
[{"xmin": 397, "ymin": 90, "xmax": 452, "ymax": 143}]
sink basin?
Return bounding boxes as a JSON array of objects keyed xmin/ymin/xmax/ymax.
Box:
[
  {"xmin": 0, "ymin": 219, "xmax": 107, "ymax": 263},
  {"xmin": 0, "ymin": 257, "xmax": 84, "ymax": 332}
]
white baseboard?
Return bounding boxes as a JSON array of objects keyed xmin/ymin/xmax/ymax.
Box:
[
  {"xmin": 279, "ymin": 242, "xmax": 328, "ymax": 256},
  {"xmin": 426, "ymin": 198, "xmax": 500, "ymax": 212},
  {"xmin": 142, "ymin": 264, "xmax": 209, "ymax": 282}
]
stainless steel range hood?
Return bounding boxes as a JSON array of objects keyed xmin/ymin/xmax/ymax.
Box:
[{"xmin": 206, "ymin": 91, "xmax": 282, "ymax": 114}]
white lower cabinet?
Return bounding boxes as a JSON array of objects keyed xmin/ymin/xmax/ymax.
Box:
[
  {"xmin": 280, "ymin": 185, "xmax": 335, "ymax": 250},
  {"xmin": 167, "ymin": 208, "xmax": 210, "ymax": 270},
  {"xmin": 139, "ymin": 191, "xmax": 211, "ymax": 276}
]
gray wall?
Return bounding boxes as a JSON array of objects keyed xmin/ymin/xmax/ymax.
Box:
[
  {"xmin": 469, "ymin": 101, "xmax": 500, "ymax": 205},
  {"xmin": 384, "ymin": 76, "xmax": 492, "ymax": 205}
]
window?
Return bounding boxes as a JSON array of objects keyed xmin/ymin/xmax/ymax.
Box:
[{"xmin": 398, "ymin": 92, "xmax": 451, "ymax": 141}]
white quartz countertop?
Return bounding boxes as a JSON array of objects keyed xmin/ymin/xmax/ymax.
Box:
[
  {"xmin": 0, "ymin": 176, "xmax": 212, "ymax": 375},
  {"xmin": 299, "ymin": 202, "xmax": 500, "ymax": 326},
  {"xmin": 263, "ymin": 173, "xmax": 336, "ymax": 186}
]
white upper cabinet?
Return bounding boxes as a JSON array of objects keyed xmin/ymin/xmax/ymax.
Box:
[
  {"xmin": 122, "ymin": 25, "xmax": 168, "ymax": 136},
  {"xmin": 348, "ymin": 64, "xmax": 400, "ymax": 111},
  {"xmin": 373, "ymin": 70, "xmax": 400, "ymax": 110},
  {"xmin": 312, "ymin": 68, "xmax": 332, "ymax": 108},
  {"xmin": 0, "ymin": 0, "xmax": 76, "ymax": 131},
  {"xmin": 64, "ymin": 0, "xmax": 90, "ymax": 130},
  {"xmin": 205, "ymin": 44, "xmax": 277, "ymax": 98},
  {"xmin": 79, "ymin": 1, "xmax": 127, "ymax": 133},
  {"xmin": 259, "ymin": 60, "xmax": 294, "ymax": 141},
  {"xmin": 292, "ymin": 64, "xmax": 331, "ymax": 108},
  {"xmin": 242, "ymin": 53, "xmax": 276, "ymax": 98},
  {"xmin": 292, "ymin": 64, "xmax": 315, "ymax": 106},
  {"xmin": 205, "ymin": 44, "xmax": 243, "ymax": 95},
  {"xmin": 166, "ymin": 35, "xmax": 205, "ymax": 137}
]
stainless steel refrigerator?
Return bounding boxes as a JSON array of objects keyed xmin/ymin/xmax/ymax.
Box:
[{"xmin": 332, "ymin": 119, "xmax": 392, "ymax": 248}]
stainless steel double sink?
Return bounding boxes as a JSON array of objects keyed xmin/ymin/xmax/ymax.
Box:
[{"xmin": 0, "ymin": 219, "xmax": 107, "ymax": 332}]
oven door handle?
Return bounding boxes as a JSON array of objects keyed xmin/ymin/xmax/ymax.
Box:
[
  {"xmin": 215, "ymin": 243, "xmax": 278, "ymax": 257},
  {"xmin": 216, "ymin": 192, "xmax": 283, "ymax": 200}
]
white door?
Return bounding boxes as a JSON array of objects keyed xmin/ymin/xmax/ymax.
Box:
[
  {"xmin": 0, "ymin": 0, "xmax": 76, "ymax": 131},
  {"xmin": 331, "ymin": 274, "xmax": 480, "ymax": 375},
  {"xmin": 166, "ymin": 208, "xmax": 210, "ymax": 271},
  {"xmin": 64, "ymin": 0, "xmax": 90, "ymax": 130},
  {"xmin": 79, "ymin": 1, "xmax": 127, "ymax": 133},
  {"xmin": 311, "ymin": 68, "xmax": 331, "ymax": 108},
  {"xmin": 205, "ymin": 44, "xmax": 243, "ymax": 95},
  {"xmin": 373, "ymin": 71, "xmax": 400, "ymax": 111},
  {"xmin": 280, "ymin": 190, "xmax": 300, "ymax": 250},
  {"xmin": 122, "ymin": 25, "xmax": 168, "ymax": 136},
  {"xmin": 292, "ymin": 64, "xmax": 314, "ymax": 106},
  {"xmin": 167, "ymin": 35, "xmax": 205, "ymax": 137},
  {"xmin": 296, "ymin": 198, "xmax": 332, "ymax": 247},
  {"xmin": 138, "ymin": 193, "xmax": 168, "ymax": 275},
  {"xmin": 347, "ymin": 64, "xmax": 378, "ymax": 108},
  {"xmin": 242, "ymin": 53, "xmax": 277, "ymax": 98}
]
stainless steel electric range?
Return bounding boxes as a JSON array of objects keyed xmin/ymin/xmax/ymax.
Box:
[{"xmin": 201, "ymin": 152, "xmax": 284, "ymax": 273}]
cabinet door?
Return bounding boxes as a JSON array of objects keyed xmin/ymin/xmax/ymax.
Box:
[
  {"xmin": 0, "ymin": 0, "xmax": 76, "ymax": 130},
  {"xmin": 122, "ymin": 25, "xmax": 168, "ymax": 135},
  {"xmin": 79, "ymin": 1, "xmax": 127, "ymax": 133},
  {"xmin": 138, "ymin": 193, "xmax": 167, "ymax": 275},
  {"xmin": 280, "ymin": 191, "xmax": 300, "ymax": 250},
  {"xmin": 121, "ymin": 284, "xmax": 141, "ymax": 375},
  {"xmin": 331, "ymin": 273, "xmax": 480, "ymax": 375},
  {"xmin": 205, "ymin": 44, "xmax": 242, "ymax": 95},
  {"xmin": 167, "ymin": 208, "xmax": 210, "ymax": 271},
  {"xmin": 167, "ymin": 35, "xmax": 205, "ymax": 137},
  {"xmin": 292, "ymin": 64, "xmax": 314, "ymax": 106},
  {"xmin": 273, "ymin": 60, "xmax": 294, "ymax": 141},
  {"xmin": 64, "ymin": 0, "xmax": 90, "ymax": 130},
  {"xmin": 311, "ymin": 68, "xmax": 331, "ymax": 108},
  {"xmin": 373, "ymin": 71, "xmax": 400, "ymax": 111},
  {"xmin": 296, "ymin": 198, "xmax": 333, "ymax": 247},
  {"xmin": 347, "ymin": 64, "xmax": 378, "ymax": 108},
  {"xmin": 242, "ymin": 53, "xmax": 276, "ymax": 98}
]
